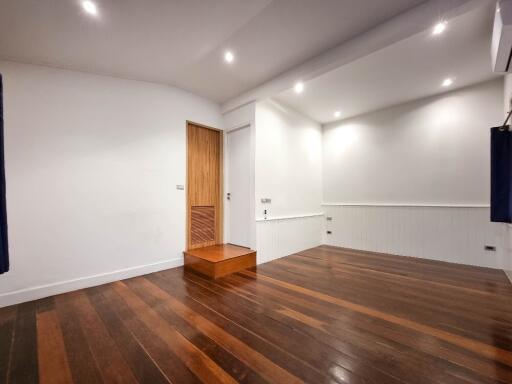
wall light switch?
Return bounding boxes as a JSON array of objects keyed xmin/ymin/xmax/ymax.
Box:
[
  {"xmin": 261, "ymin": 198, "xmax": 271, "ymax": 204},
  {"xmin": 176, "ymin": 185, "xmax": 185, "ymax": 190}
]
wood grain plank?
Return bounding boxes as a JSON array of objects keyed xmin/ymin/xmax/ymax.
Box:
[
  {"xmin": 55, "ymin": 293, "xmax": 104, "ymax": 384},
  {"xmin": 86, "ymin": 286, "xmax": 172, "ymax": 384},
  {"xmin": 112, "ymin": 280, "xmax": 237, "ymax": 384},
  {"xmin": 99, "ymin": 283, "xmax": 202, "ymax": 384},
  {"xmin": 178, "ymin": 271, "xmax": 369, "ymax": 384},
  {"xmin": 124, "ymin": 277, "xmax": 267, "ymax": 384},
  {"xmin": 4, "ymin": 245, "xmax": 512, "ymax": 384},
  {"xmin": 36, "ymin": 310, "xmax": 74, "ymax": 384},
  {"xmin": 65, "ymin": 291, "xmax": 138, "ymax": 384},
  {"xmin": 135, "ymin": 276, "xmax": 304, "ymax": 384},
  {"xmin": 147, "ymin": 271, "xmax": 333, "ymax": 384},
  {"xmin": 0, "ymin": 306, "xmax": 16, "ymax": 383},
  {"xmin": 240, "ymin": 269, "xmax": 512, "ymax": 367},
  {"xmin": 9, "ymin": 301, "xmax": 39, "ymax": 384}
]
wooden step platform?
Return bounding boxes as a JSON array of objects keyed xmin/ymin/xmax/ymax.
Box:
[{"xmin": 184, "ymin": 244, "xmax": 256, "ymax": 279}]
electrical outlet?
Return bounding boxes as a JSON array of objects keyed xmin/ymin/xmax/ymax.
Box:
[{"xmin": 484, "ymin": 245, "xmax": 496, "ymax": 251}]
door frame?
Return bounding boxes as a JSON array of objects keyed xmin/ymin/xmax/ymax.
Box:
[
  {"xmin": 185, "ymin": 120, "xmax": 223, "ymax": 250},
  {"xmin": 225, "ymin": 124, "xmax": 252, "ymax": 248},
  {"xmin": 224, "ymin": 121, "xmax": 256, "ymax": 250}
]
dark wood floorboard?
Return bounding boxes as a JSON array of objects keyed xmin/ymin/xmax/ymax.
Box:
[{"xmin": 1, "ymin": 245, "xmax": 512, "ymax": 384}]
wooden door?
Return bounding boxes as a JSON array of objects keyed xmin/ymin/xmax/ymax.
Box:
[{"xmin": 187, "ymin": 122, "xmax": 223, "ymax": 250}]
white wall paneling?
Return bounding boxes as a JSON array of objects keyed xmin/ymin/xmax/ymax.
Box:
[
  {"xmin": 256, "ymin": 214, "xmax": 324, "ymax": 264},
  {"xmin": 324, "ymin": 204, "xmax": 508, "ymax": 269}
]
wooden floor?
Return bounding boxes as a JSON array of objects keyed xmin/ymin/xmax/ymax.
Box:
[{"xmin": 1, "ymin": 245, "xmax": 512, "ymax": 384}]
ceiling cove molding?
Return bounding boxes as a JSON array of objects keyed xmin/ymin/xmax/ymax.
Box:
[{"xmin": 221, "ymin": 0, "xmax": 488, "ymax": 114}]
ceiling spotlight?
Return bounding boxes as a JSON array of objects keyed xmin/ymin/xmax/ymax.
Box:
[
  {"xmin": 82, "ymin": 0, "xmax": 98, "ymax": 15},
  {"xmin": 224, "ymin": 51, "xmax": 235, "ymax": 63},
  {"xmin": 432, "ymin": 21, "xmax": 447, "ymax": 35},
  {"xmin": 334, "ymin": 111, "xmax": 341, "ymax": 118},
  {"xmin": 442, "ymin": 78, "xmax": 454, "ymax": 87},
  {"xmin": 294, "ymin": 81, "xmax": 304, "ymax": 94}
]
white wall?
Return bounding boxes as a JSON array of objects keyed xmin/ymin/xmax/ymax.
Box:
[
  {"xmin": 255, "ymin": 100, "xmax": 323, "ymax": 218},
  {"xmin": 254, "ymin": 100, "xmax": 323, "ymax": 263},
  {"xmin": 324, "ymin": 79, "xmax": 501, "ymax": 205},
  {"xmin": 0, "ymin": 61, "xmax": 223, "ymax": 306},
  {"xmin": 323, "ymin": 79, "xmax": 509, "ymax": 268}
]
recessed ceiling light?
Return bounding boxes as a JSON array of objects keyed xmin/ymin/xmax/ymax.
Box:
[
  {"xmin": 224, "ymin": 51, "xmax": 235, "ymax": 63},
  {"xmin": 82, "ymin": 0, "xmax": 98, "ymax": 15},
  {"xmin": 432, "ymin": 21, "xmax": 447, "ymax": 35},
  {"xmin": 294, "ymin": 81, "xmax": 304, "ymax": 94},
  {"xmin": 442, "ymin": 78, "xmax": 454, "ymax": 87},
  {"xmin": 334, "ymin": 111, "xmax": 341, "ymax": 118}
]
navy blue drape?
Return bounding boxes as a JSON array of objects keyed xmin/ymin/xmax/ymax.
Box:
[
  {"xmin": 491, "ymin": 126, "xmax": 512, "ymax": 223},
  {"xmin": 0, "ymin": 74, "xmax": 8, "ymax": 274}
]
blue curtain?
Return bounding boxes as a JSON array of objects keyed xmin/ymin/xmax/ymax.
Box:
[
  {"xmin": 491, "ymin": 126, "xmax": 512, "ymax": 223},
  {"xmin": 0, "ymin": 74, "xmax": 8, "ymax": 274}
]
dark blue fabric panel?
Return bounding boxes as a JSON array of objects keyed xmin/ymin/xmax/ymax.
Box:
[
  {"xmin": 491, "ymin": 126, "xmax": 512, "ymax": 223},
  {"xmin": 0, "ymin": 74, "xmax": 8, "ymax": 274}
]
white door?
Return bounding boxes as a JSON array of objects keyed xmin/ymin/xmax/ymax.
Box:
[{"xmin": 227, "ymin": 126, "xmax": 251, "ymax": 248}]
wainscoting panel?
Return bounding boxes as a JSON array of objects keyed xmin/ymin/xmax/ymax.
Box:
[
  {"xmin": 324, "ymin": 205, "xmax": 509, "ymax": 269},
  {"xmin": 256, "ymin": 214, "xmax": 323, "ymax": 264}
]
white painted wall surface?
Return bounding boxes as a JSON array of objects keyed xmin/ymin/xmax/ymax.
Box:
[
  {"xmin": 255, "ymin": 100, "xmax": 322, "ymax": 219},
  {"xmin": 323, "ymin": 79, "xmax": 509, "ymax": 269},
  {"xmin": 0, "ymin": 61, "xmax": 223, "ymax": 306},
  {"xmin": 254, "ymin": 100, "xmax": 323, "ymax": 263},
  {"xmin": 256, "ymin": 215, "xmax": 323, "ymax": 265},
  {"xmin": 323, "ymin": 79, "xmax": 503, "ymax": 205}
]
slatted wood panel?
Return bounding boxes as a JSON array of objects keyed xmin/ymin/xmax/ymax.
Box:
[
  {"xmin": 2, "ymin": 245, "xmax": 512, "ymax": 383},
  {"xmin": 187, "ymin": 122, "xmax": 223, "ymax": 250},
  {"xmin": 190, "ymin": 206, "xmax": 215, "ymax": 245}
]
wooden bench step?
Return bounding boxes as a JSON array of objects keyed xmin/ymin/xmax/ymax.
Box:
[{"xmin": 184, "ymin": 244, "xmax": 256, "ymax": 279}]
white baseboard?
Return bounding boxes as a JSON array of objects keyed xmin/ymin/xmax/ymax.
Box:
[
  {"xmin": 0, "ymin": 258, "xmax": 183, "ymax": 308},
  {"xmin": 505, "ymin": 270, "xmax": 512, "ymax": 285}
]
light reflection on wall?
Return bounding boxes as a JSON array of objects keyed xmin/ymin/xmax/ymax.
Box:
[
  {"xmin": 323, "ymin": 123, "xmax": 360, "ymax": 162},
  {"xmin": 302, "ymin": 127, "xmax": 322, "ymax": 162}
]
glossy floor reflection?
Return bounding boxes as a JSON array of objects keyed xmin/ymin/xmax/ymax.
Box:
[{"xmin": 1, "ymin": 245, "xmax": 512, "ymax": 383}]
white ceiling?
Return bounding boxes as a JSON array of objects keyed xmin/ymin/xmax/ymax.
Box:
[
  {"xmin": 274, "ymin": 3, "xmax": 500, "ymax": 124},
  {"xmin": 0, "ymin": 0, "xmax": 427, "ymax": 103}
]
